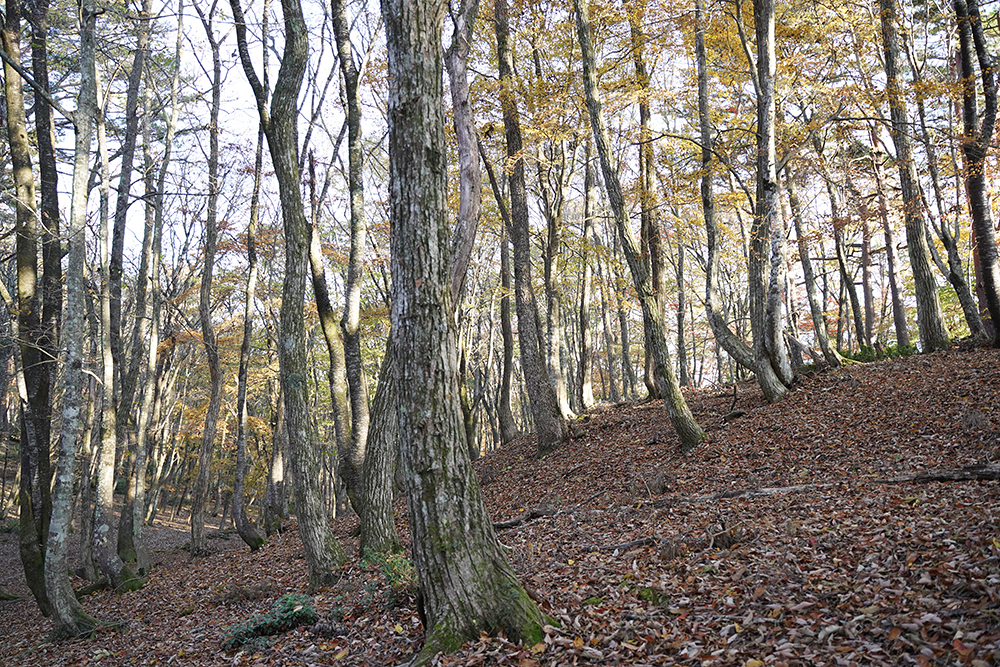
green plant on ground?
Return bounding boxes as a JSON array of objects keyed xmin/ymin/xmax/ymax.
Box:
[
  {"xmin": 0, "ymin": 519, "xmax": 19, "ymax": 534},
  {"xmin": 221, "ymin": 593, "xmax": 318, "ymax": 651},
  {"xmin": 361, "ymin": 551, "xmax": 419, "ymax": 608}
]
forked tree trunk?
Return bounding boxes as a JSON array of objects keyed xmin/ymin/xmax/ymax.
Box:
[
  {"xmin": 382, "ymin": 0, "xmax": 546, "ymax": 660},
  {"xmin": 231, "ymin": 0, "xmax": 348, "ymax": 587}
]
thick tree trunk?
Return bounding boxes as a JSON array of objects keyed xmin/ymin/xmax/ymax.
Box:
[
  {"xmin": 575, "ymin": 0, "xmax": 704, "ymax": 450},
  {"xmin": 4, "ymin": 0, "xmax": 52, "ymax": 616},
  {"xmin": 382, "ymin": 0, "xmax": 546, "ymax": 659},
  {"xmin": 494, "ymin": 0, "xmax": 567, "ymax": 456},
  {"xmin": 880, "ymin": 0, "xmax": 950, "ymax": 352}
]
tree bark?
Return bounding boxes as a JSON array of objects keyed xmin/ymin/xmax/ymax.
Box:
[
  {"xmin": 330, "ymin": 0, "xmax": 370, "ymax": 508},
  {"xmin": 493, "ymin": 0, "xmax": 567, "ymax": 457},
  {"xmin": 578, "ymin": 144, "xmax": 596, "ymax": 409},
  {"xmin": 44, "ymin": 0, "xmax": 101, "ymax": 637},
  {"xmin": 230, "ymin": 0, "xmax": 348, "ymax": 587},
  {"xmin": 880, "ymin": 0, "xmax": 950, "ymax": 352},
  {"xmin": 189, "ymin": 0, "xmax": 225, "ymax": 556},
  {"xmin": 382, "ymin": 0, "xmax": 546, "ymax": 659},
  {"xmin": 575, "ymin": 0, "xmax": 704, "ymax": 450},
  {"xmin": 954, "ymin": 0, "xmax": 1000, "ymax": 345},
  {"xmin": 233, "ymin": 124, "xmax": 266, "ymax": 552},
  {"xmin": 4, "ymin": 0, "xmax": 52, "ymax": 616}
]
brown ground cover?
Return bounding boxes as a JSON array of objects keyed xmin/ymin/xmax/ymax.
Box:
[{"xmin": 1, "ymin": 346, "xmax": 998, "ymax": 666}]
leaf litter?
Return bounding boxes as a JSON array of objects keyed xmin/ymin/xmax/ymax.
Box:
[{"xmin": 1, "ymin": 346, "xmax": 998, "ymax": 666}]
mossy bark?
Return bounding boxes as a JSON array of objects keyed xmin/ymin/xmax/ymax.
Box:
[{"xmin": 381, "ymin": 0, "xmax": 547, "ymax": 660}]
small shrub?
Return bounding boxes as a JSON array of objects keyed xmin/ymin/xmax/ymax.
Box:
[
  {"xmin": 361, "ymin": 551, "xmax": 419, "ymax": 608},
  {"xmin": 222, "ymin": 593, "xmax": 318, "ymax": 651}
]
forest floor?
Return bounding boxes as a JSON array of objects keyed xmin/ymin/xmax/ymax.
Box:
[{"xmin": 1, "ymin": 345, "xmax": 999, "ymax": 666}]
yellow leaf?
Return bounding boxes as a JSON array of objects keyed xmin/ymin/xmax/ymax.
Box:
[
  {"xmin": 745, "ymin": 661, "xmax": 764, "ymax": 667},
  {"xmin": 395, "ymin": 624, "xmax": 404, "ymax": 633},
  {"xmin": 335, "ymin": 649, "xmax": 349, "ymax": 660},
  {"xmin": 568, "ymin": 559, "xmax": 575, "ymax": 565},
  {"xmin": 573, "ymin": 636, "xmax": 584, "ymax": 649},
  {"xmin": 531, "ymin": 642, "xmax": 546, "ymax": 654}
]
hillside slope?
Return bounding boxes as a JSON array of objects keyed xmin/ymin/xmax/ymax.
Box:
[{"xmin": 2, "ymin": 346, "xmax": 998, "ymax": 666}]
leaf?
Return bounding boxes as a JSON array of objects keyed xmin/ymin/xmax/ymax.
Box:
[
  {"xmin": 334, "ymin": 649, "xmax": 349, "ymax": 660},
  {"xmin": 531, "ymin": 642, "xmax": 546, "ymax": 654}
]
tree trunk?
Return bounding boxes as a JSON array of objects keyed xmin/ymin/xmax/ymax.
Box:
[
  {"xmin": 785, "ymin": 171, "xmax": 841, "ymax": 366},
  {"xmin": 954, "ymin": 0, "xmax": 1000, "ymax": 345},
  {"xmin": 330, "ymin": 0, "xmax": 370, "ymax": 509},
  {"xmin": 493, "ymin": 0, "xmax": 567, "ymax": 457},
  {"xmin": 382, "ymin": 0, "xmax": 546, "ymax": 659},
  {"xmin": 95, "ymin": 68, "xmax": 141, "ymax": 594},
  {"xmin": 230, "ymin": 0, "xmax": 348, "ymax": 586},
  {"xmin": 575, "ymin": 0, "xmax": 704, "ymax": 450},
  {"xmin": 694, "ymin": 0, "xmax": 770, "ymax": 386},
  {"xmin": 750, "ymin": 0, "xmax": 793, "ymax": 393},
  {"xmin": 44, "ymin": 0, "xmax": 101, "ymax": 637},
  {"xmin": 865, "ymin": 152, "xmax": 911, "ymax": 349},
  {"xmin": 578, "ymin": 144, "xmax": 596, "ymax": 409},
  {"xmin": 4, "ymin": 0, "xmax": 52, "ymax": 616},
  {"xmin": 189, "ymin": 0, "xmax": 226, "ymax": 556},
  {"xmin": 358, "ymin": 342, "xmax": 402, "ymax": 556},
  {"xmin": 880, "ymin": 0, "xmax": 950, "ymax": 352},
  {"xmin": 233, "ymin": 123, "xmax": 266, "ymax": 552}
]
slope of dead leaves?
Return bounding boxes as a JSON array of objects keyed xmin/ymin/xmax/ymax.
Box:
[{"xmin": 1, "ymin": 346, "xmax": 998, "ymax": 666}]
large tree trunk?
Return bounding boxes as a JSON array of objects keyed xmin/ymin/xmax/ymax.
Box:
[
  {"xmin": 382, "ymin": 0, "xmax": 546, "ymax": 660},
  {"xmin": 575, "ymin": 0, "xmax": 704, "ymax": 450},
  {"xmin": 493, "ymin": 0, "xmax": 567, "ymax": 457},
  {"xmin": 44, "ymin": 1, "xmax": 101, "ymax": 638},
  {"xmin": 954, "ymin": 0, "xmax": 1000, "ymax": 345},
  {"xmin": 880, "ymin": 0, "xmax": 950, "ymax": 352},
  {"xmin": 230, "ymin": 0, "xmax": 348, "ymax": 588},
  {"xmin": 4, "ymin": 0, "xmax": 52, "ymax": 616}
]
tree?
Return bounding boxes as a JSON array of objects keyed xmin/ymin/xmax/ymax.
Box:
[
  {"xmin": 493, "ymin": 0, "xmax": 567, "ymax": 457},
  {"xmin": 575, "ymin": 0, "xmax": 704, "ymax": 451},
  {"xmin": 230, "ymin": 0, "xmax": 348, "ymax": 588},
  {"xmin": 954, "ymin": 0, "xmax": 1000, "ymax": 345},
  {"xmin": 190, "ymin": 0, "xmax": 226, "ymax": 556},
  {"xmin": 4, "ymin": 0, "xmax": 52, "ymax": 614},
  {"xmin": 879, "ymin": 0, "xmax": 950, "ymax": 352},
  {"xmin": 381, "ymin": 0, "xmax": 546, "ymax": 661},
  {"xmin": 43, "ymin": 0, "xmax": 99, "ymax": 638}
]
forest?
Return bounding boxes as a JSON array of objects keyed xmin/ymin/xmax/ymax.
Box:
[{"xmin": 0, "ymin": 0, "xmax": 998, "ymax": 664}]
